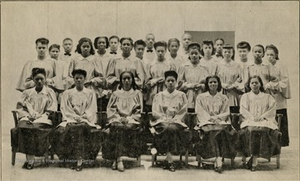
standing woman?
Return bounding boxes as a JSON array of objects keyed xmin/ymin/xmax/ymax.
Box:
[
  {"xmin": 150, "ymin": 70, "xmax": 191, "ymax": 172},
  {"xmin": 102, "ymin": 71, "xmax": 144, "ymax": 172},
  {"xmin": 200, "ymin": 40, "xmax": 218, "ymax": 75},
  {"xmin": 265, "ymin": 44, "xmax": 291, "ymax": 146},
  {"xmin": 16, "ymin": 38, "xmax": 56, "ymax": 92},
  {"xmin": 217, "ymin": 44, "xmax": 243, "ymax": 113},
  {"xmin": 14, "ymin": 68, "xmax": 57, "ymax": 169},
  {"xmin": 194, "ymin": 75, "xmax": 237, "ymax": 173},
  {"xmin": 239, "ymin": 76, "xmax": 281, "ymax": 171},
  {"xmin": 93, "ymin": 36, "xmax": 112, "ymax": 111},
  {"xmin": 51, "ymin": 69, "xmax": 101, "ymax": 171},
  {"xmin": 178, "ymin": 42, "xmax": 210, "ymax": 111},
  {"xmin": 166, "ymin": 38, "xmax": 184, "ymax": 72},
  {"xmin": 145, "ymin": 41, "xmax": 176, "ymax": 112},
  {"xmin": 106, "ymin": 37, "xmax": 145, "ymax": 91},
  {"xmin": 68, "ymin": 37, "xmax": 106, "ymax": 110}
]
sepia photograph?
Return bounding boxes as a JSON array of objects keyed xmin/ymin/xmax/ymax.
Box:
[{"xmin": 1, "ymin": 1, "xmax": 299, "ymax": 181}]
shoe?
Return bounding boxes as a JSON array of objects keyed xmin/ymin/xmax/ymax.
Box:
[
  {"xmin": 246, "ymin": 157, "xmax": 253, "ymax": 169},
  {"xmin": 251, "ymin": 166, "xmax": 257, "ymax": 172},
  {"xmin": 111, "ymin": 161, "xmax": 117, "ymax": 170},
  {"xmin": 117, "ymin": 161, "xmax": 124, "ymax": 172},
  {"xmin": 22, "ymin": 161, "xmax": 34, "ymax": 170},
  {"xmin": 162, "ymin": 161, "xmax": 169, "ymax": 169},
  {"xmin": 22, "ymin": 162, "xmax": 28, "ymax": 169},
  {"xmin": 169, "ymin": 163, "xmax": 176, "ymax": 172},
  {"xmin": 76, "ymin": 164, "xmax": 83, "ymax": 172},
  {"xmin": 215, "ymin": 166, "xmax": 223, "ymax": 173}
]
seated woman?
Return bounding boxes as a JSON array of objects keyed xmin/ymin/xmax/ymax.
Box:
[
  {"xmin": 51, "ymin": 69, "xmax": 102, "ymax": 172},
  {"xmin": 194, "ymin": 75, "xmax": 238, "ymax": 174},
  {"xmin": 150, "ymin": 70, "xmax": 191, "ymax": 172},
  {"xmin": 239, "ymin": 75, "xmax": 281, "ymax": 171},
  {"xmin": 102, "ymin": 71, "xmax": 144, "ymax": 172},
  {"xmin": 13, "ymin": 68, "xmax": 57, "ymax": 169}
]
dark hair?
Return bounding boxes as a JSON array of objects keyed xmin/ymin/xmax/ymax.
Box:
[
  {"xmin": 134, "ymin": 39, "xmax": 146, "ymax": 48},
  {"xmin": 214, "ymin": 38, "xmax": 224, "ymax": 44},
  {"xmin": 118, "ymin": 71, "xmax": 139, "ymax": 90},
  {"xmin": 94, "ymin": 36, "xmax": 109, "ymax": 49},
  {"xmin": 245, "ymin": 75, "xmax": 265, "ymax": 93},
  {"xmin": 154, "ymin": 41, "xmax": 167, "ymax": 50},
  {"xmin": 237, "ymin": 41, "xmax": 251, "ymax": 51},
  {"xmin": 32, "ymin": 67, "xmax": 46, "ymax": 78},
  {"xmin": 200, "ymin": 40, "xmax": 215, "ymax": 56},
  {"xmin": 265, "ymin": 44, "xmax": 279, "ymax": 60},
  {"xmin": 71, "ymin": 69, "xmax": 87, "ymax": 78},
  {"xmin": 63, "ymin": 38, "xmax": 73, "ymax": 43},
  {"xmin": 109, "ymin": 35, "xmax": 120, "ymax": 42},
  {"xmin": 164, "ymin": 70, "xmax": 178, "ymax": 80},
  {"xmin": 35, "ymin": 38, "xmax": 49, "ymax": 45},
  {"xmin": 188, "ymin": 42, "xmax": 201, "ymax": 52},
  {"xmin": 75, "ymin": 37, "xmax": 95, "ymax": 55},
  {"xmin": 204, "ymin": 75, "xmax": 222, "ymax": 92},
  {"xmin": 223, "ymin": 44, "xmax": 235, "ymax": 60},
  {"xmin": 49, "ymin": 44, "xmax": 60, "ymax": 51},
  {"xmin": 120, "ymin": 37, "xmax": 134, "ymax": 46},
  {"xmin": 167, "ymin": 38, "xmax": 180, "ymax": 52},
  {"xmin": 252, "ymin": 44, "xmax": 265, "ymax": 57}
]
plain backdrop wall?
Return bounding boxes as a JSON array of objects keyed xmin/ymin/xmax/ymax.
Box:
[{"xmin": 1, "ymin": 2, "xmax": 299, "ymax": 142}]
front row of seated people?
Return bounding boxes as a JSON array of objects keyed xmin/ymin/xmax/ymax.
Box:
[{"xmin": 13, "ymin": 68, "xmax": 281, "ymax": 173}]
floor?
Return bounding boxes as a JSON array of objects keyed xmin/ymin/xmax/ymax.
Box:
[{"xmin": 2, "ymin": 134, "xmax": 299, "ymax": 181}]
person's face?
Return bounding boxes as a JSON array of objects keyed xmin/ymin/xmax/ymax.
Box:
[
  {"xmin": 49, "ymin": 48, "xmax": 60, "ymax": 60},
  {"xmin": 120, "ymin": 39, "xmax": 133, "ymax": 54},
  {"xmin": 214, "ymin": 40, "xmax": 224, "ymax": 53},
  {"xmin": 109, "ymin": 38, "xmax": 119, "ymax": 52},
  {"xmin": 238, "ymin": 48, "xmax": 249, "ymax": 60},
  {"xmin": 97, "ymin": 38, "xmax": 107, "ymax": 50},
  {"xmin": 74, "ymin": 74, "xmax": 85, "ymax": 87},
  {"xmin": 250, "ymin": 77, "xmax": 261, "ymax": 93},
  {"xmin": 63, "ymin": 40, "xmax": 73, "ymax": 53},
  {"xmin": 203, "ymin": 44, "xmax": 213, "ymax": 57},
  {"xmin": 189, "ymin": 49, "xmax": 200, "ymax": 64},
  {"xmin": 266, "ymin": 49, "xmax": 277, "ymax": 65},
  {"xmin": 252, "ymin": 46, "xmax": 264, "ymax": 61},
  {"xmin": 165, "ymin": 76, "xmax": 176, "ymax": 91},
  {"xmin": 36, "ymin": 42, "xmax": 48, "ymax": 58},
  {"xmin": 33, "ymin": 73, "xmax": 46, "ymax": 88},
  {"xmin": 145, "ymin": 34, "xmax": 155, "ymax": 49},
  {"xmin": 223, "ymin": 48, "xmax": 233, "ymax": 60},
  {"xmin": 121, "ymin": 72, "xmax": 133, "ymax": 89},
  {"xmin": 135, "ymin": 45, "xmax": 145, "ymax": 58},
  {"xmin": 155, "ymin": 46, "xmax": 166, "ymax": 60},
  {"xmin": 169, "ymin": 42, "xmax": 179, "ymax": 54},
  {"xmin": 80, "ymin": 42, "xmax": 91, "ymax": 57},
  {"xmin": 208, "ymin": 77, "xmax": 218, "ymax": 91},
  {"xmin": 182, "ymin": 34, "xmax": 192, "ymax": 49}
]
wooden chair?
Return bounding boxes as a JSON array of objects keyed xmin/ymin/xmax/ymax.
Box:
[
  {"xmin": 230, "ymin": 113, "xmax": 282, "ymax": 169},
  {"xmin": 10, "ymin": 110, "xmax": 57, "ymax": 166}
]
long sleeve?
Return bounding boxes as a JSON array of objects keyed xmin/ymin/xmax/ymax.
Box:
[
  {"xmin": 106, "ymin": 58, "xmax": 118, "ymax": 88},
  {"xmin": 278, "ymin": 65, "xmax": 291, "ymax": 99},
  {"xmin": 240, "ymin": 94, "xmax": 255, "ymax": 122},
  {"xmin": 173, "ymin": 93, "xmax": 188, "ymax": 122},
  {"xmin": 106, "ymin": 93, "xmax": 121, "ymax": 122},
  {"xmin": 16, "ymin": 61, "xmax": 34, "ymax": 91},
  {"xmin": 259, "ymin": 95, "xmax": 277, "ymax": 123}
]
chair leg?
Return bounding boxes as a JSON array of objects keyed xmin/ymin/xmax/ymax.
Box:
[
  {"xmin": 184, "ymin": 150, "xmax": 189, "ymax": 166},
  {"xmin": 230, "ymin": 157, "xmax": 235, "ymax": 169},
  {"xmin": 12, "ymin": 150, "xmax": 16, "ymax": 166},
  {"xmin": 276, "ymin": 154, "xmax": 280, "ymax": 169},
  {"xmin": 137, "ymin": 156, "xmax": 141, "ymax": 167},
  {"xmin": 44, "ymin": 152, "xmax": 49, "ymax": 167},
  {"xmin": 151, "ymin": 154, "xmax": 156, "ymax": 166},
  {"xmin": 197, "ymin": 154, "xmax": 202, "ymax": 169},
  {"xmin": 179, "ymin": 154, "xmax": 182, "ymax": 162},
  {"xmin": 268, "ymin": 158, "xmax": 271, "ymax": 162}
]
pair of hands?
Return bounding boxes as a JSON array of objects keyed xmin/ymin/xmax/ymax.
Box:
[
  {"xmin": 73, "ymin": 115, "xmax": 88, "ymax": 123},
  {"xmin": 185, "ymin": 83, "xmax": 205, "ymax": 90},
  {"xmin": 253, "ymin": 116, "xmax": 265, "ymax": 122},
  {"xmin": 208, "ymin": 116, "xmax": 222, "ymax": 124}
]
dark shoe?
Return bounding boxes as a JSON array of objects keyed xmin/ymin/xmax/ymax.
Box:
[
  {"xmin": 22, "ymin": 162, "xmax": 28, "ymax": 169},
  {"xmin": 169, "ymin": 163, "xmax": 176, "ymax": 172},
  {"xmin": 117, "ymin": 161, "xmax": 124, "ymax": 172},
  {"xmin": 215, "ymin": 166, "xmax": 223, "ymax": 173},
  {"xmin": 162, "ymin": 161, "xmax": 169, "ymax": 169},
  {"xmin": 246, "ymin": 157, "xmax": 253, "ymax": 169},
  {"xmin": 251, "ymin": 166, "xmax": 257, "ymax": 172},
  {"xmin": 76, "ymin": 165, "xmax": 83, "ymax": 172},
  {"xmin": 111, "ymin": 161, "xmax": 117, "ymax": 170}
]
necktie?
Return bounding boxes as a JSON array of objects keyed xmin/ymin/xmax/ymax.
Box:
[
  {"xmin": 64, "ymin": 53, "xmax": 71, "ymax": 56},
  {"xmin": 110, "ymin": 52, "xmax": 117, "ymax": 55},
  {"xmin": 146, "ymin": 49, "xmax": 153, "ymax": 53}
]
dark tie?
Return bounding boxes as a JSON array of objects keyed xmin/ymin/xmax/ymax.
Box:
[
  {"xmin": 110, "ymin": 52, "xmax": 117, "ymax": 55},
  {"xmin": 146, "ymin": 49, "xmax": 153, "ymax": 53},
  {"xmin": 64, "ymin": 53, "xmax": 71, "ymax": 56}
]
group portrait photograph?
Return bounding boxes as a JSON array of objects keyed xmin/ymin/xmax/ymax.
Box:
[{"xmin": 1, "ymin": 1, "xmax": 299, "ymax": 181}]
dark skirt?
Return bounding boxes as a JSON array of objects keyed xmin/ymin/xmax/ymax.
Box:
[
  {"xmin": 11, "ymin": 121, "xmax": 52, "ymax": 156},
  {"xmin": 102, "ymin": 122, "xmax": 144, "ymax": 160},
  {"xmin": 153, "ymin": 122, "xmax": 192, "ymax": 154},
  {"xmin": 277, "ymin": 109, "xmax": 289, "ymax": 147},
  {"xmin": 238, "ymin": 126, "xmax": 281, "ymax": 159},
  {"xmin": 50, "ymin": 123, "xmax": 102, "ymax": 161},
  {"xmin": 194, "ymin": 124, "xmax": 238, "ymax": 159}
]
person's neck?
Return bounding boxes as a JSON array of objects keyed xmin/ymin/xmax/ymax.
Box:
[
  {"xmin": 76, "ymin": 85, "xmax": 84, "ymax": 91},
  {"xmin": 192, "ymin": 60, "xmax": 200, "ymax": 66},
  {"xmin": 209, "ymin": 90, "xmax": 217, "ymax": 96},
  {"xmin": 35, "ymin": 86, "xmax": 43, "ymax": 93},
  {"xmin": 204, "ymin": 55, "xmax": 211, "ymax": 60},
  {"xmin": 252, "ymin": 90, "xmax": 260, "ymax": 95},
  {"xmin": 254, "ymin": 59, "xmax": 262, "ymax": 65},
  {"xmin": 123, "ymin": 53, "xmax": 130, "ymax": 58},
  {"xmin": 167, "ymin": 88, "xmax": 175, "ymax": 94},
  {"xmin": 240, "ymin": 58, "xmax": 248, "ymax": 63},
  {"xmin": 170, "ymin": 53, "xmax": 177, "ymax": 59},
  {"xmin": 38, "ymin": 55, "xmax": 46, "ymax": 60},
  {"xmin": 123, "ymin": 86, "xmax": 131, "ymax": 91},
  {"xmin": 225, "ymin": 58, "xmax": 232, "ymax": 63},
  {"xmin": 271, "ymin": 60, "xmax": 276, "ymax": 65},
  {"xmin": 136, "ymin": 55, "xmax": 143, "ymax": 60},
  {"xmin": 82, "ymin": 54, "xmax": 90, "ymax": 58},
  {"xmin": 98, "ymin": 49, "xmax": 106, "ymax": 55}
]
